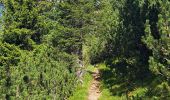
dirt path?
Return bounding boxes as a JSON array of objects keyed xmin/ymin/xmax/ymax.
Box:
[{"xmin": 88, "ymin": 69, "xmax": 101, "ymax": 100}]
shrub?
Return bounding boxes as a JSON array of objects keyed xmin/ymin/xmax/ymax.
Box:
[{"xmin": 0, "ymin": 44, "xmax": 77, "ymax": 99}]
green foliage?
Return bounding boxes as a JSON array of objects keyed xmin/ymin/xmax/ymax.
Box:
[
  {"xmin": 0, "ymin": 0, "xmax": 78, "ymax": 99},
  {"xmin": 141, "ymin": 1, "xmax": 170, "ymax": 98},
  {"xmin": 101, "ymin": 0, "xmax": 170, "ymax": 99},
  {"xmin": 151, "ymin": 82, "xmax": 170, "ymax": 99},
  {"xmin": 0, "ymin": 44, "xmax": 77, "ymax": 99},
  {"xmin": 48, "ymin": 0, "xmax": 96, "ymax": 56},
  {"xmin": 83, "ymin": 35, "xmax": 106, "ymax": 65},
  {"xmin": 69, "ymin": 65, "xmax": 95, "ymax": 100},
  {"xmin": 83, "ymin": 0, "xmax": 118, "ymax": 64},
  {"xmin": 143, "ymin": 0, "xmax": 170, "ymax": 80},
  {"xmin": 2, "ymin": 0, "xmax": 52, "ymax": 50},
  {"xmin": 104, "ymin": 0, "xmax": 151, "ymax": 81},
  {"xmin": 0, "ymin": 0, "xmax": 170, "ymax": 99},
  {"xmin": 0, "ymin": 42, "xmax": 20, "ymax": 66}
]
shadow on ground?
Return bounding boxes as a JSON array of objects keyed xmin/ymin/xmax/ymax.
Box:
[
  {"xmin": 98, "ymin": 65, "xmax": 164, "ymax": 99},
  {"xmin": 85, "ymin": 64, "xmax": 170, "ymax": 99},
  {"xmin": 99, "ymin": 68, "xmax": 128, "ymax": 96}
]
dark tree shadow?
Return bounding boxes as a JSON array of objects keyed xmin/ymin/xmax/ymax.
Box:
[{"xmin": 99, "ymin": 66, "xmax": 162, "ymax": 99}]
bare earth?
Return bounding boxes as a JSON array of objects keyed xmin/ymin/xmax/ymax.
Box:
[{"xmin": 88, "ymin": 69, "xmax": 101, "ymax": 100}]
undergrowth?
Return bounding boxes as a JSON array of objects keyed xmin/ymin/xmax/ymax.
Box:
[{"xmin": 69, "ymin": 65, "xmax": 95, "ymax": 100}]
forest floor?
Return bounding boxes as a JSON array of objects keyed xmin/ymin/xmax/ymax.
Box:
[
  {"xmin": 70, "ymin": 64, "xmax": 152, "ymax": 100},
  {"xmin": 88, "ymin": 69, "xmax": 101, "ymax": 100}
]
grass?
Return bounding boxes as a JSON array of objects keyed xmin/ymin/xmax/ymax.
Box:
[
  {"xmin": 99, "ymin": 88, "xmax": 126, "ymax": 100},
  {"xmin": 98, "ymin": 63, "xmax": 126, "ymax": 100},
  {"xmin": 69, "ymin": 63, "xmax": 154, "ymax": 100},
  {"xmin": 69, "ymin": 65, "xmax": 95, "ymax": 100},
  {"xmin": 98, "ymin": 63, "xmax": 149, "ymax": 100}
]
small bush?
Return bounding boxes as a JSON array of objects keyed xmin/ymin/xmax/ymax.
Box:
[{"xmin": 0, "ymin": 44, "xmax": 77, "ymax": 99}]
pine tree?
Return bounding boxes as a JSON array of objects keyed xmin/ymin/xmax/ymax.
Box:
[
  {"xmin": 83, "ymin": 0, "xmax": 120, "ymax": 64},
  {"xmin": 2, "ymin": 0, "xmax": 51, "ymax": 50},
  {"xmin": 0, "ymin": 1, "xmax": 77, "ymax": 99},
  {"xmin": 48, "ymin": 0, "xmax": 97, "ymax": 61},
  {"xmin": 143, "ymin": 0, "xmax": 170, "ymax": 80},
  {"xmin": 141, "ymin": 0, "xmax": 170, "ymax": 98},
  {"xmin": 105, "ymin": 0, "xmax": 151, "ymax": 80}
]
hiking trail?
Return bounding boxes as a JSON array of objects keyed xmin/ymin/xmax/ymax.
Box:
[{"xmin": 88, "ymin": 69, "xmax": 101, "ymax": 100}]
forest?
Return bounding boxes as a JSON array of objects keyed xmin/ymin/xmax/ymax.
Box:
[{"xmin": 0, "ymin": 0, "xmax": 170, "ymax": 100}]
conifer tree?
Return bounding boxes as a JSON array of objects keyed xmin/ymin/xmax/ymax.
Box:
[
  {"xmin": 48, "ymin": 0, "xmax": 96, "ymax": 61},
  {"xmin": 2, "ymin": 0, "xmax": 51, "ymax": 50},
  {"xmin": 105, "ymin": 0, "xmax": 151, "ymax": 80},
  {"xmin": 0, "ymin": 1, "xmax": 77, "ymax": 99},
  {"xmin": 141, "ymin": 1, "xmax": 170, "ymax": 98},
  {"xmin": 143, "ymin": 0, "xmax": 170, "ymax": 80}
]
